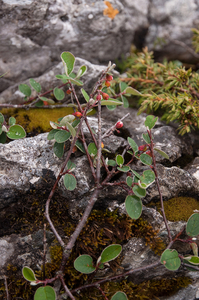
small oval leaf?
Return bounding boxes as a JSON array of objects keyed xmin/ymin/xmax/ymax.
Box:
[
  {"xmin": 81, "ymin": 88, "xmax": 90, "ymax": 102},
  {"xmin": 34, "ymin": 286, "xmax": 56, "ymax": 300},
  {"xmin": 29, "ymin": 78, "xmax": 41, "ymax": 93},
  {"xmin": 7, "ymin": 125, "xmax": 26, "ymax": 140},
  {"xmin": 144, "ymin": 115, "xmax": 158, "ymax": 130},
  {"xmin": 54, "ymin": 130, "xmax": 71, "ymax": 143},
  {"xmin": 127, "ymin": 137, "xmax": 138, "ymax": 153},
  {"xmin": 140, "ymin": 170, "xmax": 155, "ymax": 186},
  {"xmin": 133, "ymin": 185, "xmax": 146, "ymax": 198},
  {"xmin": 61, "ymin": 51, "xmax": 75, "ymax": 75},
  {"xmin": 88, "ymin": 142, "xmax": 98, "ymax": 156},
  {"xmin": 19, "ymin": 84, "xmax": 31, "ymax": 97},
  {"xmin": 124, "ymin": 86, "xmax": 141, "ymax": 96},
  {"xmin": 74, "ymin": 255, "xmax": 96, "ymax": 274},
  {"xmin": 53, "ymin": 142, "xmax": 64, "ymax": 158},
  {"xmin": 140, "ymin": 153, "xmax": 152, "ymax": 166},
  {"xmin": 111, "ymin": 291, "xmax": 128, "ymax": 300},
  {"xmin": 8, "ymin": 117, "xmax": 16, "ymax": 126},
  {"xmin": 142, "ymin": 133, "xmax": 151, "ymax": 144},
  {"xmin": 160, "ymin": 249, "xmax": 181, "ymax": 271},
  {"xmin": 117, "ymin": 166, "xmax": 130, "ymax": 172},
  {"xmin": 100, "ymin": 244, "xmax": 122, "ymax": 263},
  {"xmin": 154, "ymin": 148, "xmax": 169, "ymax": 160},
  {"xmin": 0, "ymin": 113, "xmax": 4, "ymax": 124},
  {"xmin": 125, "ymin": 195, "xmax": 142, "ymax": 220},
  {"xmin": 63, "ymin": 174, "xmax": 77, "ymax": 191},
  {"xmin": 47, "ymin": 129, "xmax": 60, "ymax": 140},
  {"xmin": 126, "ymin": 176, "xmax": 133, "ymax": 187},
  {"xmin": 22, "ymin": 266, "xmax": 37, "ymax": 282},
  {"xmin": 116, "ymin": 155, "xmax": 124, "ymax": 166},
  {"xmin": 54, "ymin": 87, "xmax": 65, "ymax": 100},
  {"xmin": 186, "ymin": 213, "xmax": 199, "ymax": 237}
]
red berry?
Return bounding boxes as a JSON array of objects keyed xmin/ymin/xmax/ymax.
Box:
[
  {"xmin": 116, "ymin": 121, "xmax": 123, "ymax": 129},
  {"xmin": 102, "ymin": 92, "xmax": 109, "ymax": 100},
  {"xmin": 66, "ymin": 89, "xmax": 71, "ymax": 95},
  {"xmin": 106, "ymin": 74, "xmax": 113, "ymax": 81},
  {"xmin": 73, "ymin": 112, "xmax": 82, "ymax": 118},
  {"xmin": 96, "ymin": 94, "xmax": 102, "ymax": 101},
  {"xmin": 105, "ymin": 80, "xmax": 111, "ymax": 87}
]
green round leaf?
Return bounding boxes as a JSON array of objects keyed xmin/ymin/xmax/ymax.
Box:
[
  {"xmin": 127, "ymin": 137, "xmax": 138, "ymax": 153},
  {"xmin": 107, "ymin": 159, "xmax": 117, "ymax": 167},
  {"xmin": 88, "ymin": 142, "xmax": 98, "ymax": 156},
  {"xmin": 140, "ymin": 153, "xmax": 152, "ymax": 166},
  {"xmin": 22, "ymin": 266, "xmax": 36, "ymax": 282},
  {"xmin": 54, "ymin": 130, "xmax": 71, "ymax": 143},
  {"xmin": 117, "ymin": 166, "xmax": 130, "ymax": 172},
  {"xmin": 29, "ymin": 78, "xmax": 41, "ymax": 93},
  {"xmin": 61, "ymin": 51, "xmax": 75, "ymax": 75},
  {"xmin": 19, "ymin": 84, "xmax": 31, "ymax": 97},
  {"xmin": 0, "ymin": 113, "xmax": 4, "ymax": 124},
  {"xmin": 125, "ymin": 195, "xmax": 142, "ymax": 220},
  {"xmin": 74, "ymin": 255, "xmax": 96, "ymax": 274},
  {"xmin": 76, "ymin": 139, "xmax": 86, "ymax": 153},
  {"xmin": 144, "ymin": 115, "xmax": 158, "ymax": 130},
  {"xmin": 53, "ymin": 142, "xmax": 64, "ymax": 158},
  {"xmin": 186, "ymin": 213, "xmax": 199, "ymax": 237},
  {"xmin": 161, "ymin": 249, "xmax": 181, "ymax": 271},
  {"xmin": 133, "ymin": 185, "xmax": 146, "ymax": 198},
  {"xmin": 63, "ymin": 174, "xmax": 77, "ymax": 191},
  {"xmin": 0, "ymin": 132, "xmax": 7, "ymax": 144},
  {"xmin": 47, "ymin": 129, "xmax": 60, "ymax": 140},
  {"xmin": 126, "ymin": 176, "xmax": 133, "ymax": 187},
  {"xmin": 7, "ymin": 125, "xmax": 26, "ymax": 140},
  {"xmin": 111, "ymin": 291, "xmax": 128, "ymax": 300},
  {"xmin": 8, "ymin": 117, "xmax": 16, "ymax": 126},
  {"xmin": 142, "ymin": 133, "xmax": 151, "ymax": 144},
  {"xmin": 54, "ymin": 87, "xmax": 65, "ymax": 100},
  {"xmin": 116, "ymin": 155, "xmax": 124, "ymax": 167},
  {"xmin": 140, "ymin": 170, "xmax": 155, "ymax": 186},
  {"xmin": 100, "ymin": 244, "xmax": 122, "ymax": 263},
  {"xmin": 34, "ymin": 286, "xmax": 56, "ymax": 300},
  {"xmin": 67, "ymin": 160, "xmax": 76, "ymax": 171}
]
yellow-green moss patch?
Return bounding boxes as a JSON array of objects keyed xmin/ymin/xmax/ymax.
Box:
[
  {"xmin": 1, "ymin": 107, "xmax": 74, "ymax": 134},
  {"xmin": 149, "ymin": 196, "xmax": 199, "ymax": 222}
]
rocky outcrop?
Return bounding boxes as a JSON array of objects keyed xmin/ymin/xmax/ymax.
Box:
[
  {"xmin": 1, "ymin": 0, "xmax": 199, "ymax": 93},
  {"xmin": 1, "ymin": 105, "xmax": 199, "ymax": 298}
]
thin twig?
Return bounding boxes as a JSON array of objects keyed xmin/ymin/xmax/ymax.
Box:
[
  {"xmin": 42, "ymin": 223, "xmax": 47, "ymax": 280},
  {"xmin": 45, "ymin": 116, "xmax": 85, "ymax": 247},
  {"xmin": 71, "ymin": 261, "xmax": 161, "ymax": 294},
  {"xmin": 80, "ymin": 127, "xmax": 97, "ymax": 181},
  {"xmin": 4, "ymin": 276, "xmax": 10, "ymax": 300},
  {"xmin": 148, "ymin": 129, "xmax": 172, "ymax": 242},
  {"xmin": 60, "ymin": 188, "xmax": 99, "ymax": 271},
  {"xmin": 59, "ymin": 275, "xmax": 76, "ymax": 300},
  {"xmin": 96, "ymin": 100, "xmax": 102, "ymax": 186}
]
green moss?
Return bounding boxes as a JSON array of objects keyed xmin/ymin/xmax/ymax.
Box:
[
  {"xmin": 1, "ymin": 107, "xmax": 74, "ymax": 135},
  {"xmin": 149, "ymin": 196, "xmax": 199, "ymax": 222},
  {"xmin": 75, "ymin": 276, "xmax": 191, "ymax": 300}
]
